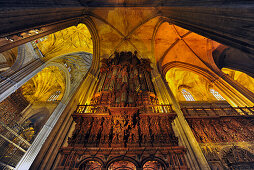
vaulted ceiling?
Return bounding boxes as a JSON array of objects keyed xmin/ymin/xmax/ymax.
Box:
[{"xmin": 36, "ymin": 8, "xmax": 221, "ymax": 71}]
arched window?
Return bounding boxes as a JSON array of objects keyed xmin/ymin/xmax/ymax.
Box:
[
  {"xmin": 209, "ymin": 89, "xmax": 225, "ymax": 101},
  {"xmin": 181, "ymin": 89, "xmax": 195, "ymax": 101},
  {"xmin": 47, "ymin": 90, "xmax": 61, "ymax": 101}
]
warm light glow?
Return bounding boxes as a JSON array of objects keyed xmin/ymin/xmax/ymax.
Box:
[
  {"xmin": 21, "ymin": 66, "xmax": 65, "ymax": 103},
  {"xmin": 155, "ymin": 22, "xmax": 220, "ymax": 68},
  {"xmin": 166, "ymin": 68, "xmax": 224, "ymax": 102},
  {"xmin": 36, "ymin": 23, "xmax": 93, "ymax": 60},
  {"xmin": 222, "ymin": 68, "xmax": 254, "ymax": 94}
]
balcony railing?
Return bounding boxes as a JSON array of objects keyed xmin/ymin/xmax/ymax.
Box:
[
  {"xmin": 181, "ymin": 106, "xmax": 254, "ymax": 117},
  {"xmin": 139, "ymin": 104, "xmax": 173, "ymax": 114},
  {"xmin": 74, "ymin": 105, "xmax": 109, "ymax": 114},
  {"xmin": 74, "ymin": 104, "xmax": 174, "ymax": 114}
]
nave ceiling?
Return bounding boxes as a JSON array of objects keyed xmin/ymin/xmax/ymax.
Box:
[
  {"xmin": 2, "ymin": 7, "xmax": 254, "ymax": 106},
  {"xmin": 36, "ymin": 8, "xmax": 221, "ymax": 72}
]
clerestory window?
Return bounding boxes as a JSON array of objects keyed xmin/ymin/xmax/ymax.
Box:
[
  {"xmin": 210, "ymin": 88, "xmax": 225, "ymax": 100},
  {"xmin": 48, "ymin": 90, "xmax": 61, "ymax": 101},
  {"xmin": 181, "ymin": 89, "xmax": 195, "ymax": 101}
]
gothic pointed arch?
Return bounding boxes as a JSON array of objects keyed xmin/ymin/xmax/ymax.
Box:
[{"xmin": 162, "ymin": 61, "xmax": 254, "ymax": 106}]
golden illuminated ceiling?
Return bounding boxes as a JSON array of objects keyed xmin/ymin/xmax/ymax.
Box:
[
  {"xmin": 21, "ymin": 8, "xmax": 224, "ymax": 104},
  {"xmin": 53, "ymin": 52, "xmax": 92, "ymax": 85},
  {"xmin": 36, "ymin": 24, "xmax": 93, "ymax": 60},
  {"xmin": 166, "ymin": 67, "xmax": 222, "ymax": 102},
  {"xmin": 33, "ymin": 8, "xmax": 221, "ymax": 70},
  {"xmin": 92, "ymin": 8, "xmax": 159, "ymax": 60},
  {"xmin": 222, "ymin": 68, "xmax": 254, "ymax": 94},
  {"xmin": 154, "ymin": 22, "xmax": 221, "ymax": 69},
  {"xmin": 86, "ymin": 8, "xmax": 220, "ymax": 69},
  {"xmin": 21, "ymin": 66, "xmax": 65, "ymax": 103}
]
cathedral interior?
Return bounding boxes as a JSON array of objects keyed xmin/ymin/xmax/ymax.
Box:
[{"xmin": 0, "ymin": 1, "xmax": 254, "ymax": 170}]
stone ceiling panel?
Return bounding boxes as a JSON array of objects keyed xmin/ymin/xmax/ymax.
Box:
[
  {"xmin": 36, "ymin": 23, "xmax": 93, "ymax": 60},
  {"xmin": 155, "ymin": 22, "xmax": 179, "ymax": 62}
]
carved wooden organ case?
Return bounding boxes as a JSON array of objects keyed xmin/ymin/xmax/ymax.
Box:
[{"xmin": 57, "ymin": 52, "xmax": 188, "ymax": 169}]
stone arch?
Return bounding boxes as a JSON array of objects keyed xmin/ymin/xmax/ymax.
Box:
[
  {"xmin": 162, "ymin": 61, "xmax": 217, "ymax": 83},
  {"xmin": 0, "ymin": 42, "xmax": 40, "ymax": 78},
  {"xmin": 78, "ymin": 157, "xmax": 105, "ymax": 169},
  {"xmin": 81, "ymin": 17, "xmax": 100, "ymax": 73},
  {"xmin": 162, "ymin": 61, "xmax": 254, "ymax": 106},
  {"xmin": 14, "ymin": 20, "xmax": 98, "ymax": 169},
  {"xmin": 213, "ymin": 45, "xmax": 254, "ymax": 78},
  {"xmin": 46, "ymin": 51, "xmax": 93, "ymax": 75},
  {"xmin": 43, "ymin": 51, "xmax": 93, "ymax": 106},
  {"xmin": 106, "ymin": 156, "xmax": 141, "ymax": 169},
  {"xmin": 0, "ymin": 47, "xmax": 18, "ymax": 72},
  {"xmin": 221, "ymin": 68, "xmax": 254, "ymax": 95},
  {"xmin": 141, "ymin": 156, "xmax": 167, "ymax": 169},
  {"xmin": 163, "ymin": 62, "xmax": 222, "ymax": 102},
  {"xmin": 0, "ymin": 19, "xmax": 98, "ymax": 103},
  {"xmin": 44, "ymin": 62, "xmax": 71, "ymax": 102}
]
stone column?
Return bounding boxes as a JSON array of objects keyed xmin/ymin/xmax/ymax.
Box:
[
  {"xmin": 15, "ymin": 101, "xmax": 67, "ymax": 170},
  {"xmin": 26, "ymin": 71, "xmax": 99, "ymax": 170},
  {"xmin": 0, "ymin": 42, "xmax": 45, "ymax": 102},
  {"xmin": 151, "ymin": 69, "xmax": 210, "ymax": 170},
  {"xmin": 212, "ymin": 70, "xmax": 254, "ymax": 107},
  {"xmin": 42, "ymin": 72, "xmax": 99, "ymax": 170},
  {"xmin": 0, "ymin": 58, "xmax": 45, "ymax": 102}
]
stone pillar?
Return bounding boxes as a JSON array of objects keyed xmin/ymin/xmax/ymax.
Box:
[
  {"xmin": 212, "ymin": 71, "xmax": 254, "ymax": 107},
  {"xmin": 0, "ymin": 58, "xmax": 45, "ymax": 102},
  {"xmin": 27, "ymin": 71, "xmax": 99, "ymax": 170},
  {"xmin": 151, "ymin": 69, "xmax": 210, "ymax": 170},
  {"xmin": 15, "ymin": 102, "xmax": 67, "ymax": 170},
  {"xmin": 42, "ymin": 72, "xmax": 99, "ymax": 170}
]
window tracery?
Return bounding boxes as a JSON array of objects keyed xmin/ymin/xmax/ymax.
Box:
[
  {"xmin": 47, "ymin": 91, "xmax": 61, "ymax": 101},
  {"xmin": 209, "ymin": 89, "xmax": 225, "ymax": 101},
  {"xmin": 181, "ymin": 89, "xmax": 195, "ymax": 101}
]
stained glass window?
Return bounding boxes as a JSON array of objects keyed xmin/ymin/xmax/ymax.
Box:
[
  {"xmin": 210, "ymin": 89, "xmax": 225, "ymax": 100},
  {"xmin": 47, "ymin": 91, "xmax": 61, "ymax": 101},
  {"xmin": 181, "ymin": 89, "xmax": 195, "ymax": 101}
]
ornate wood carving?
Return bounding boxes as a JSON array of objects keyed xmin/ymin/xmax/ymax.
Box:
[{"xmin": 57, "ymin": 51, "xmax": 187, "ymax": 169}]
